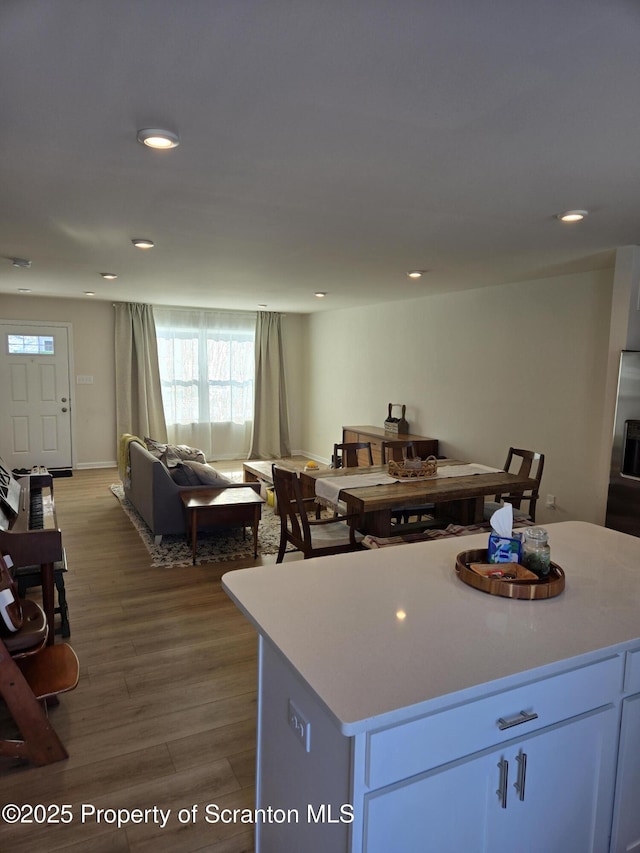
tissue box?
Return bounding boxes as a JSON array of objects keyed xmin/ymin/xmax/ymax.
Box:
[{"xmin": 488, "ymin": 532, "xmax": 523, "ymax": 564}]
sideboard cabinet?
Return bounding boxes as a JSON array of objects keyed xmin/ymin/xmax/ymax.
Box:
[{"xmin": 342, "ymin": 425, "xmax": 438, "ymax": 463}]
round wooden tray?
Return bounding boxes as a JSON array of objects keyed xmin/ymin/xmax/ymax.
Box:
[{"xmin": 455, "ymin": 548, "xmax": 565, "ymax": 600}]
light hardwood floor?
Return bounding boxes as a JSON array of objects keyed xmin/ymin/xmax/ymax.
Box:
[{"xmin": 0, "ymin": 464, "xmax": 297, "ymax": 852}]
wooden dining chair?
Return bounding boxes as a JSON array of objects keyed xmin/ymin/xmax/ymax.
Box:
[
  {"xmin": 484, "ymin": 447, "xmax": 545, "ymax": 523},
  {"xmin": 332, "ymin": 442, "xmax": 374, "ymax": 469},
  {"xmin": 381, "ymin": 440, "xmax": 416, "ymax": 463},
  {"xmin": 272, "ymin": 465, "xmax": 364, "ymax": 562},
  {"xmin": 381, "ymin": 440, "xmax": 437, "ymax": 526}
]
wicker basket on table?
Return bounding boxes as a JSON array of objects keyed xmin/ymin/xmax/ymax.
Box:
[{"xmin": 388, "ymin": 455, "xmax": 438, "ymax": 479}]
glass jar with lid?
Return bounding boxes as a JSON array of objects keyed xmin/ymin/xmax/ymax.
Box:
[{"xmin": 521, "ymin": 527, "xmax": 551, "ymax": 577}]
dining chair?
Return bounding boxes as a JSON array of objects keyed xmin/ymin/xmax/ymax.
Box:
[
  {"xmin": 381, "ymin": 440, "xmax": 436, "ymax": 526},
  {"xmin": 332, "ymin": 442, "xmax": 374, "ymax": 469},
  {"xmin": 484, "ymin": 447, "xmax": 545, "ymax": 523},
  {"xmin": 381, "ymin": 440, "xmax": 416, "ymax": 463},
  {"xmin": 272, "ymin": 465, "xmax": 364, "ymax": 562}
]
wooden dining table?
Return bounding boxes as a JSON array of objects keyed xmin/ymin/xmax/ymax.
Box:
[{"xmin": 299, "ymin": 460, "xmax": 538, "ymax": 537}]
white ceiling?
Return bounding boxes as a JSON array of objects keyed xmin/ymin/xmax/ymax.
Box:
[{"xmin": 1, "ymin": 0, "xmax": 639, "ymax": 314}]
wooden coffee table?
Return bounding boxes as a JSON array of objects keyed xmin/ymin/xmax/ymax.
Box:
[{"xmin": 180, "ymin": 487, "xmax": 265, "ymax": 564}]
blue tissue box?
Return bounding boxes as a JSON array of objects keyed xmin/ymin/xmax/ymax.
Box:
[{"xmin": 488, "ymin": 532, "xmax": 522, "ymax": 564}]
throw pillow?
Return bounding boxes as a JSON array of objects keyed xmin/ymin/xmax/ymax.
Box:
[
  {"xmin": 184, "ymin": 461, "xmax": 231, "ymax": 488},
  {"xmin": 170, "ymin": 464, "xmax": 202, "ymax": 487},
  {"xmin": 144, "ymin": 437, "xmax": 207, "ymax": 465}
]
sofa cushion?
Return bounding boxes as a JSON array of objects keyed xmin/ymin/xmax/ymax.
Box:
[
  {"xmin": 184, "ymin": 461, "xmax": 232, "ymax": 488},
  {"xmin": 144, "ymin": 437, "xmax": 207, "ymax": 467},
  {"xmin": 170, "ymin": 463, "xmax": 202, "ymax": 486}
]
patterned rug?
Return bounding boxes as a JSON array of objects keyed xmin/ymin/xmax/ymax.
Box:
[{"xmin": 110, "ymin": 483, "xmax": 282, "ymax": 567}]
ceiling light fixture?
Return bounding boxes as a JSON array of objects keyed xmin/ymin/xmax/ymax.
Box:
[
  {"xmin": 11, "ymin": 257, "xmax": 31, "ymax": 268},
  {"xmin": 136, "ymin": 128, "xmax": 180, "ymax": 149},
  {"xmin": 407, "ymin": 270, "xmax": 425, "ymax": 278},
  {"xmin": 314, "ymin": 292, "xmax": 327, "ymax": 298},
  {"xmin": 557, "ymin": 209, "xmax": 588, "ymax": 222},
  {"xmin": 17, "ymin": 288, "xmax": 31, "ymax": 293},
  {"xmin": 132, "ymin": 238, "xmax": 155, "ymax": 249},
  {"xmin": 100, "ymin": 273, "xmax": 118, "ymax": 280},
  {"xmin": 84, "ymin": 291, "xmax": 95, "ymax": 296}
]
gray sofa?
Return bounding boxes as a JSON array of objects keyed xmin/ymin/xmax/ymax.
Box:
[{"xmin": 123, "ymin": 441, "xmax": 257, "ymax": 543}]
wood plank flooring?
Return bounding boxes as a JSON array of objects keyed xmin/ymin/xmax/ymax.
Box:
[{"xmin": 0, "ymin": 465, "xmax": 299, "ymax": 852}]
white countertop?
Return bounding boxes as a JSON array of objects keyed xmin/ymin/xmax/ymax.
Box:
[{"xmin": 222, "ymin": 521, "xmax": 640, "ymax": 734}]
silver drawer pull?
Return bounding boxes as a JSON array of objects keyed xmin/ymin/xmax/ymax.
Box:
[
  {"xmin": 497, "ymin": 710, "xmax": 539, "ymax": 731},
  {"xmin": 496, "ymin": 758, "xmax": 509, "ymax": 808}
]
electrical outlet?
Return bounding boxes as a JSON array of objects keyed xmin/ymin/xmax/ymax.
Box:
[
  {"xmin": 545, "ymin": 494, "xmax": 556, "ymax": 508},
  {"xmin": 288, "ymin": 699, "xmax": 311, "ymax": 752}
]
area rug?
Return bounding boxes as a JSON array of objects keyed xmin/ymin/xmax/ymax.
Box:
[{"xmin": 110, "ymin": 483, "xmax": 282, "ymax": 567}]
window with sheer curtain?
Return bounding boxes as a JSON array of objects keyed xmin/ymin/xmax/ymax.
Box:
[{"xmin": 153, "ymin": 307, "xmax": 256, "ymax": 460}]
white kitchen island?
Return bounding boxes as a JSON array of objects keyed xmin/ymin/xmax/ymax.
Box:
[{"xmin": 222, "ymin": 521, "xmax": 640, "ymax": 853}]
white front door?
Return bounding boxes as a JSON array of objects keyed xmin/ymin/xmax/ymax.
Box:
[{"xmin": 0, "ymin": 321, "xmax": 73, "ymax": 471}]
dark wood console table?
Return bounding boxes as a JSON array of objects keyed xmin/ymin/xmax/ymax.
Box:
[{"xmin": 342, "ymin": 425, "xmax": 438, "ymax": 464}]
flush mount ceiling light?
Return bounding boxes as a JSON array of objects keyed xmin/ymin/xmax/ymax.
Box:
[
  {"xmin": 407, "ymin": 270, "xmax": 425, "ymax": 279},
  {"xmin": 314, "ymin": 292, "xmax": 327, "ymax": 298},
  {"xmin": 100, "ymin": 272, "xmax": 118, "ymax": 280},
  {"xmin": 132, "ymin": 238, "xmax": 154, "ymax": 249},
  {"xmin": 17, "ymin": 288, "xmax": 31, "ymax": 293},
  {"xmin": 136, "ymin": 128, "xmax": 180, "ymax": 149},
  {"xmin": 11, "ymin": 257, "xmax": 31, "ymax": 268},
  {"xmin": 84, "ymin": 291, "xmax": 95, "ymax": 296},
  {"xmin": 557, "ymin": 209, "xmax": 589, "ymax": 222}
]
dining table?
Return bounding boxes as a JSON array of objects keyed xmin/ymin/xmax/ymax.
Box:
[{"xmin": 299, "ymin": 459, "xmax": 538, "ymax": 537}]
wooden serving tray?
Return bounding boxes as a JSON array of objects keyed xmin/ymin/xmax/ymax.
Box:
[{"xmin": 455, "ymin": 548, "xmax": 565, "ymax": 600}]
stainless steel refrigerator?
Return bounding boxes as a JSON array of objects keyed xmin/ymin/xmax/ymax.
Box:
[{"xmin": 606, "ymin": 350, "xmax": 640, "ymax": 536}]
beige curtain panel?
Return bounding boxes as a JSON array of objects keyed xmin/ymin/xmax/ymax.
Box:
[
  {"xmin": 114, "ymin": 302, "xmax": 167, "ymax": 443},
  {"xmin": 249, "ymin": 312, "xmax": 291, "ymax": 459}
]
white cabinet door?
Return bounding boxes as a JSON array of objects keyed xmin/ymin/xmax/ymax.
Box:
[
  {"xmin": 364, "ymin": 706, "xmax": 617, "ymax": 853},
  {"xmin": 610, "ymin": 693, "xmax": 640, "ymax": 852},
  {"xmin": 487, "ymin": 706, "xmax": 617, "ymax": 853}
]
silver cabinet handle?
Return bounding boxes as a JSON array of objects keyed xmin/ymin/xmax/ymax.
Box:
[
  {"xmin": 496, "ymin": 758, "xmax": 509, "ymax": 809},
  {"xmin": 497, "ymin": 710, "xmax": 539, "ymax": 731},
  {"xmin": 514, "ymin": 751, "xmax": 528, "ymax": 801}
]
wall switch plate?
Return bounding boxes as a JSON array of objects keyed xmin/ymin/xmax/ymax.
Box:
[
  {"xmin": 288, "ymin": 698, "xmax": 311, "ymax": 752},
  {"xmin": 76, "ymin": 375, "xmax": 94, "ymax": 384},
  {"xmin": 545, "ymin": 494, "xmax": 556, "ymax": 508}
]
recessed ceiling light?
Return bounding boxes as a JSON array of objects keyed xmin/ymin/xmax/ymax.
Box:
[
  {"xmin": 557, "ymin": 209, "xmax": 589, "ymax": 222},
  {"xmin": 84, "ymin": 291, "xmax": 96, "ymax": 296},
  {"xmin": 132, "ymin": 238, "xmax": 155, "ymax": 249},
  {"xmin": 136, "ymin": 128, "xmax": 180, "ymax": 149},
  {"xmin": 314, "ymin": 292, "xmax": 327, "ymax": 298},
  {"xmin": 100, "ymin": 273, "xmax": 118, "ymax": 280},
  {"xmin": 258, "ymin": 303, "xmax": 268, "ymax": 308},
  {"xmin": 17, "ymin": 288, "xmax": 31, "ymax": 293},
  {"xmin": 407, "ymin": 270, "xmax": 425, "ymax": 278}
]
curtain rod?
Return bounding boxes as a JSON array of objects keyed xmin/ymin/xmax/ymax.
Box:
[{"xmin": 113, "ymin": 302, "xmax": 286, "ymax": 316}]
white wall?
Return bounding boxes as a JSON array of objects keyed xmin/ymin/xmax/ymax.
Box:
[
  {"xmin": 304, "ymin": 268, "xmax": 614, "ymax": 526},
  {"xmin": 0, "ymin": 296, "xmax": 306, "ymax": 467}
]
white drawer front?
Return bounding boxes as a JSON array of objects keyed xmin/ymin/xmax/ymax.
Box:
[
  {"xmin": 624, "ymin": 647, "xmax": 640, "ymax": 693},
  {"xmin": 366, "ymin": 655, "xmax": 622, "ymax": 790}
]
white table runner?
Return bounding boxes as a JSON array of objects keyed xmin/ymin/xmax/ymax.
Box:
[
  {"xmin": 315, "ymin": 473, "xmax": 397, "ymax": 509},
  {"xmin": 314, "ymin": 464, "xmax": 504, "ymax": 511}
]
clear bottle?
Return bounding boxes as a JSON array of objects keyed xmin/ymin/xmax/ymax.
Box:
[{"xmin": 521, "ymin": 527, "xmax": 551, "ymax": 577}]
